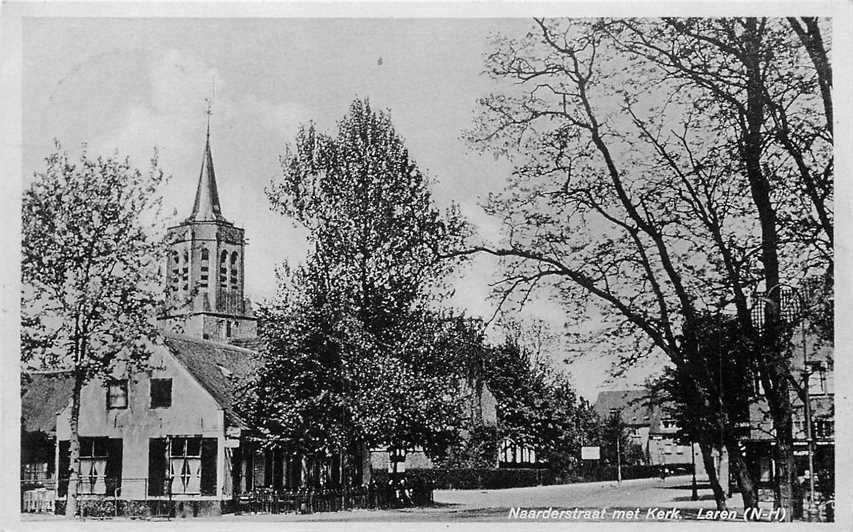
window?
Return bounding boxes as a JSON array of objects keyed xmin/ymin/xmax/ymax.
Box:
[
  {"xmin": 150, "ymin": 378, "xmax": 172, "ymax": 409},
  {"xmin": 814, "ymin": 418, "xmax": 834, "ymax": 439},
  {"xmin": 148, "ymin": 437, "xmax": 217, "ymax": 496},
  {"xmin": 79, "ymin": 438, "xmax": 108, "ymax": 494},
  {"xmin": 106, "ymin": 380, "xmax": 128, "ymax": 409},
  {"xmin": 200, "ymin": 248, "xmax": 209, "ymax": 288},
  {"xmin": 170, "ymin": 437, "xmax": 202, "ymax": 494}
]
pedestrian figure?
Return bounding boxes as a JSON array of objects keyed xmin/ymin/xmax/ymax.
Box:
[
  {"xmin": 660, "ymin": 466, "xmax": 668, "ymax": 482},
  {"xmin": 400, "ymin": 478, "xmax": 412, "ymax": 507}
]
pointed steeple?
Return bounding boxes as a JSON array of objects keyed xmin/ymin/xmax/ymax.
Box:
[{"xmin": 188, "ymin": 107, "xmax": 227, "ymax": 223}]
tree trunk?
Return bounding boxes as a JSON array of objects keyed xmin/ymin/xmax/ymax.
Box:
[
  {"xmin": 772, "ymin": 415, "xmax": 795, "ymax": 517},
  {"xmin": 698, "ymin": 441, "xmax": 727, "ymax": 511},
  {"xmin": 65, "ymin": 369, "xmax": 84, "ymax": 519},
  {"xmin": 742, "ymin": 18, "xmax": 793, "ymax": 521},
  {"xmin": 724, "ymin": 438, "xmax": 758, "ymax": 509}
]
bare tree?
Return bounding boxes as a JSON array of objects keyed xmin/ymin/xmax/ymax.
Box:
[{"xmin": 463, "ymin": 18, "xmax": 830, "ymax": 514}]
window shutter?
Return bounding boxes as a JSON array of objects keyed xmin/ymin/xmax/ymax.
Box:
[
  {"xmin": 58, "ymin": 440, "xmax": 70, "ymax": 497},
  {"xmin": 148, "ymin": 438, "xmax": 166, "ymax": 496},
  {"xmin": 105, "ymin": 439, "xmax": 123, "ymax": 495},
  {"xmin": 200, "ymin": 438, "xmax": 218, "ymax": 495}
]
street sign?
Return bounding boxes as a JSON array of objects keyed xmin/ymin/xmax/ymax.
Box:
[{"xmin": 581, "ymin": 446, "xmax": 600, "ymax": 460}]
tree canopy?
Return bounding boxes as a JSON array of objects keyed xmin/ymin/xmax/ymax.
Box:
[{"xmin": 240, "ymin": 100, "xmax": 472, "ymax": 468}]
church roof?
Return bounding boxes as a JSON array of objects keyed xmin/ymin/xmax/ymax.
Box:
[
  {"xmin": 21, "ymin": 371, "xmax": 75, "ymax": 434},
  {"xmin": 188, "ymin": 131, "xmax": 228, "ymax": 223},
  {"xmin": 163, "ymin": 334, "xmax": 260, "ymax": 428}
]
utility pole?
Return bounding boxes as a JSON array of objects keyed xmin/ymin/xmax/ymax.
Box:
[
  {"xmin": 611, "ymin": 408, "xmax": 622, "ymax": 485},
  {"xmin": 616, "ymin": 435, "xmax": 622, "ymax": 484},
  {"xmin": 691, "ymin": 441, "xmax": 698, "ymax": 501},
  {"xmin": 803, "ymin": 359, "xmax": 821, "ymax": 521}
]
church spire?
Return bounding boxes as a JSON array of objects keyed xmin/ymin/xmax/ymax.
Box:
[{"xmin": 188, "ymin": 96, "xmax": 227, "ymax": 223}]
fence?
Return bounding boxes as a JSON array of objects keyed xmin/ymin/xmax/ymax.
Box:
[
  {"xmin": 22, "ymin": 477, "xmax": 434, "ymax": 518},
  {"xmin": 234, "ymin": 482, "xmax": 433, "ymax": 515}
]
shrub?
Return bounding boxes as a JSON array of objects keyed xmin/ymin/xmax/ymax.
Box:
[{"xmin": 374, "ymin": 468, "xmax": 555, "ymax": 490}]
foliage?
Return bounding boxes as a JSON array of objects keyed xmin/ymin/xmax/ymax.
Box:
[
  {"xmin": 373, "ymin": 467, "xmax": 555, "ymax": 490},
  {"xmin": 22, "ymin": 142, "xmax": 167, "ymax": 375},
  {"xmin": 597, "ymin": 410, "xmax": 645, "ymax": 467},
  {"xmin": 268, "ymin": 98, "xmax": 467, "ymax": 340},
  {"xmin": 650, "ymin": 313, "xmax": 755, "ymax": 446},
  {"xmin": 481, "ymin": 323, "xmax": 599, "ymax": 475},
  {"xmin": 437, "ymin": 424, "xmax": 501, "ymax": 469}
]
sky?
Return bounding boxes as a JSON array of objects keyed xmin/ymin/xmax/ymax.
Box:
[{"xmin": 22, "ymin": 17, "xmax": 663, "ymax": 400}]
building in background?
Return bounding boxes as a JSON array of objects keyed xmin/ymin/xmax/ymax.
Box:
[
  {"xmin": 740, "ymin": 288, "xmax": 834, "ymax": 504},
  {"xmin": 592, "ymin": 389, "xmax": 703, "ymax": 473}
]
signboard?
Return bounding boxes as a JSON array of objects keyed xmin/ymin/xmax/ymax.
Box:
[
  {"xmin": 581, "ymin": 446, "xmax": 600, "ymax": 460},
  {"xmin": 226, "ymin": 427, "xmax": 241, "ymax": 438},
  {"xmin": 225, "ymin": 438, "xmax": 240, "ymax": 448}
]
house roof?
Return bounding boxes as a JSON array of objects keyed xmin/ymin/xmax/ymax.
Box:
[
  {"xmin": 592, "ymin": 389, "xmax": 652, "ymax": 427},
  {"xmin": 163, "ymin": 334, "xmax": 260, "ymax": 428},
  {"xmin": 21, "ymin": 371, "xmax": 75, "ymax": 433}
]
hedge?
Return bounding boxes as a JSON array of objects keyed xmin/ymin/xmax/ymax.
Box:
[{"xmin": 373, "ymin": 463, "xmax": 692, "ymax": 490}]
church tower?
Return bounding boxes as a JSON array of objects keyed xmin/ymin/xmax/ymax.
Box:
[{"xmin": 159, "ymin": 120, "xmax": 257, "ymax": 342}]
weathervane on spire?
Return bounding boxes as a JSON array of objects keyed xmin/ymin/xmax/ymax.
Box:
[{"xmin": 204, "ymin": 77, "xmax": 215, "ymax": 139}]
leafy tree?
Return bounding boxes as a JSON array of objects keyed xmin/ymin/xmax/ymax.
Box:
[
  {"xmin": 598, "ymin": 411, "xmax": 643, "ymax": 468},
  {"xmin": 249, "ymin": 99, "xmax": 469, "ymax": 483},
  {"xmin": 464, "ymin": 18, "xmax": 830, "ymax": 514},
  {"xmin": 21, "ymin": 143, "xmax": 166, "ymax": 518},
  {"xmin": 649, "ymin": 313, "xmax": 759, "ymax": 507},
  {"xmin": 482, "ymin": 325, "xmax": 598, "ymax": 476}
]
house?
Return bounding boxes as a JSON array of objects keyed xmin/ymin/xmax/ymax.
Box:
[
  {"xmin": 592, "ymin": 390, "xmax": 653, "ymax": 459},
  {"xmin": 54, "ymin": 336, "xmax": 260, "ymax": 514},
  {"xmin": 592, "ymin": 389, "xmax": 703, "ymax": 472}
]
